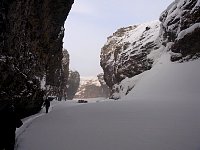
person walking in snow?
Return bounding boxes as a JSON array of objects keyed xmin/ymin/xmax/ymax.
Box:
[
  {"xmin": 44, "ymin": 98, "xmax": 50, "ymax": 113},
  {"xmin": 0, "ymin": 100, "xmax": 23, "ymax": 150}
]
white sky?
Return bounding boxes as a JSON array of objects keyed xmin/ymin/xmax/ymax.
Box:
[{"xmin": 63, "ymin": 0, "xmax": 174, "ymax": 77}]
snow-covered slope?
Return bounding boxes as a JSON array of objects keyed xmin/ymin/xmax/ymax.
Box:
[
  {"xmin": 129, "ymin": 54, "xmax": 200, "ymax": 100},
  {"xmin": 113, "ymin": 52, "xmax": 200, "ymax": 99}
]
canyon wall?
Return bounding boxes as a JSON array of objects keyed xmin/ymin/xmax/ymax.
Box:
[{"xmin": 0, "ymin": 0, "xmax": 73, "ymax": 117}]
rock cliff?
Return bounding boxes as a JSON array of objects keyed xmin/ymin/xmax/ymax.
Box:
[
  {"xmin": 0, "ymin": 0, "xmax": 73, "ymax": 117},
  {"xmin": 159, "ymin": 0, "xmax": 200, "ymax": 61},
  {"xmin": 101, "ymin": 0, "xmax": 200, "ymax": 99},
  {"xmin": 100, "ymin": 21, "xmax": 162, "ymax": 98},
  {"xmin": 97, "ymin": 73, "xmax": 110, "ymax": 98},
  {"xmin": 46, "ymin": 49, "xmax": 70, "ymax": 101},
  {"xmin": 67, "ymin": 70, "xmax": 80, "ymax": 100}
]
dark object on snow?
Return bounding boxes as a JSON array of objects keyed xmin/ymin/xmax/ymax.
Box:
[
  {"xmin": 47, "ymin": 96, "xmax": 56, "ymax": 101},
  {"xmin": 0, "ymin": 101, "xmax": 23, "ymax": 150},
  {"xmin": 77, "ymin": 100, "xmax": 88, "ymax": 103},
  {"xmin": 44, "ymin": 98, "xmax": 51, "ymax": 113}
]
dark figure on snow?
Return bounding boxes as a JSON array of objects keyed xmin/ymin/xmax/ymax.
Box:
[
  {"xmin": 44, "ymin": 98, "xmax": 51, "ymax": 113},
  {"xmin": 0, "ymin": 100, "xmax": 23, "ymax": 150}
]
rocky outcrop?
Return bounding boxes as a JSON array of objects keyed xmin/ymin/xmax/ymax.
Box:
[
  {"xmin": 75, "ymin": 76, "xmax": 110, "ymax": 99},
  {"xmin": 101, "ymin": 0, "xmax": 200, "ymax": 99},
  {"xmin": 159, "ymin": 0, "xmax": 200, "ymax": 61},
  {"xmin": 0, "ymin": 0, "xmax": 73, "ymax": 117},
  {"xmin": 61, "ymin": 49, "xmax": 70, "ymax": 100},
  {"xmin": 46, "ymin": 49, "xmax": 70, "ymax": 100},
  {"xmin": 100, "ymin": 21, "xmax": 161, "ymax": 97},
  {"xmin": 67, "ymin": 70, "xmax": 80, "ymax": 100},
  {"xmin": 97, "ymin": 73, "xmax": 110, "ymax": 98}
]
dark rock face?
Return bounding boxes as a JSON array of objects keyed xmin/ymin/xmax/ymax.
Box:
[
  {"xmin": 66, "ymin": 70, "xmax": 80, "ymax": 100},
  {"xmin": 61, "ymin": 50, "xmax": 70, "ymax": 100},
  {"xmin": 46, "ymin": 49, "xmax": 70, "ymax": 101},
  {"xmin": 159, "ymin": 0, "xmax": 200, "ymax": 61},
  {"xmin": 0, "ymin": 0, "xmax": 73, "ymax": 117},
  {"xmin": 97, "ymin": 73, "xmax": 110, "ymax": 98},
  {"xmin": 100, "ymin": 21, "xmax": 161, "ymax": 95}
]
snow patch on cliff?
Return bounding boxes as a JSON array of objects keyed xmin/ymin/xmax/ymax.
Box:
[{"xmin": 177, "ymin": 23, "xmax": 200, "ymax": 40}]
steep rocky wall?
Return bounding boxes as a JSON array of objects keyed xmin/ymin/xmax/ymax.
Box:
[
  {"xmin": 66, "ymin": 70, "xmax": 80, "ymax": 100},
  {"xmin": 46, "ymin": 49, "xmax": 70, "ymax": 100},
  {"xmin": 0, "ymin": 0, "xmax": 73, "ymax": 117},
  {"xmin": 100, "ymin": 21, "xmax": 161, "ymax": 91},
  {"xmin": 97, "ymin": 73, "xmax": 110, "ymax": 98},
  {"xmin": 160, "ymin": 0, "xmax": 200, "ymax": 61},
  {"xmin": 100, "ymin": 0, "xmax": 200, "ymax": 99}
]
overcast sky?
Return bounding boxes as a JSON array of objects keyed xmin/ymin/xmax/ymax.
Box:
[{"xmin": 63, "ymin": 0, "xmax": 173, "ymax": 77}]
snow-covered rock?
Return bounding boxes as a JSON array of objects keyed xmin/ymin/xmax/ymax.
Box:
[
  {"xmin": 159, "ymin": 0, "xmax": 200, "ymax": 61},
  {"xmin": 75, "ymin": 76, "xmax": 109, "ymax": 99},
  {"xmin": 100, "ymin": 21, "xmax": 163, "ymax": 99},
  {"xmin": 101, "ymin": 0, "xmax": 200, "ymax": 99},
  {"xmin": 97, "ymin": 73, "xmax": 110, "ymax": 97}
]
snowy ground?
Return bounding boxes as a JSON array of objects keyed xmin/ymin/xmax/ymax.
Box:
[{"xmin": 15, "ymin": 54, "xmax": 200, "ymax": 150}]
